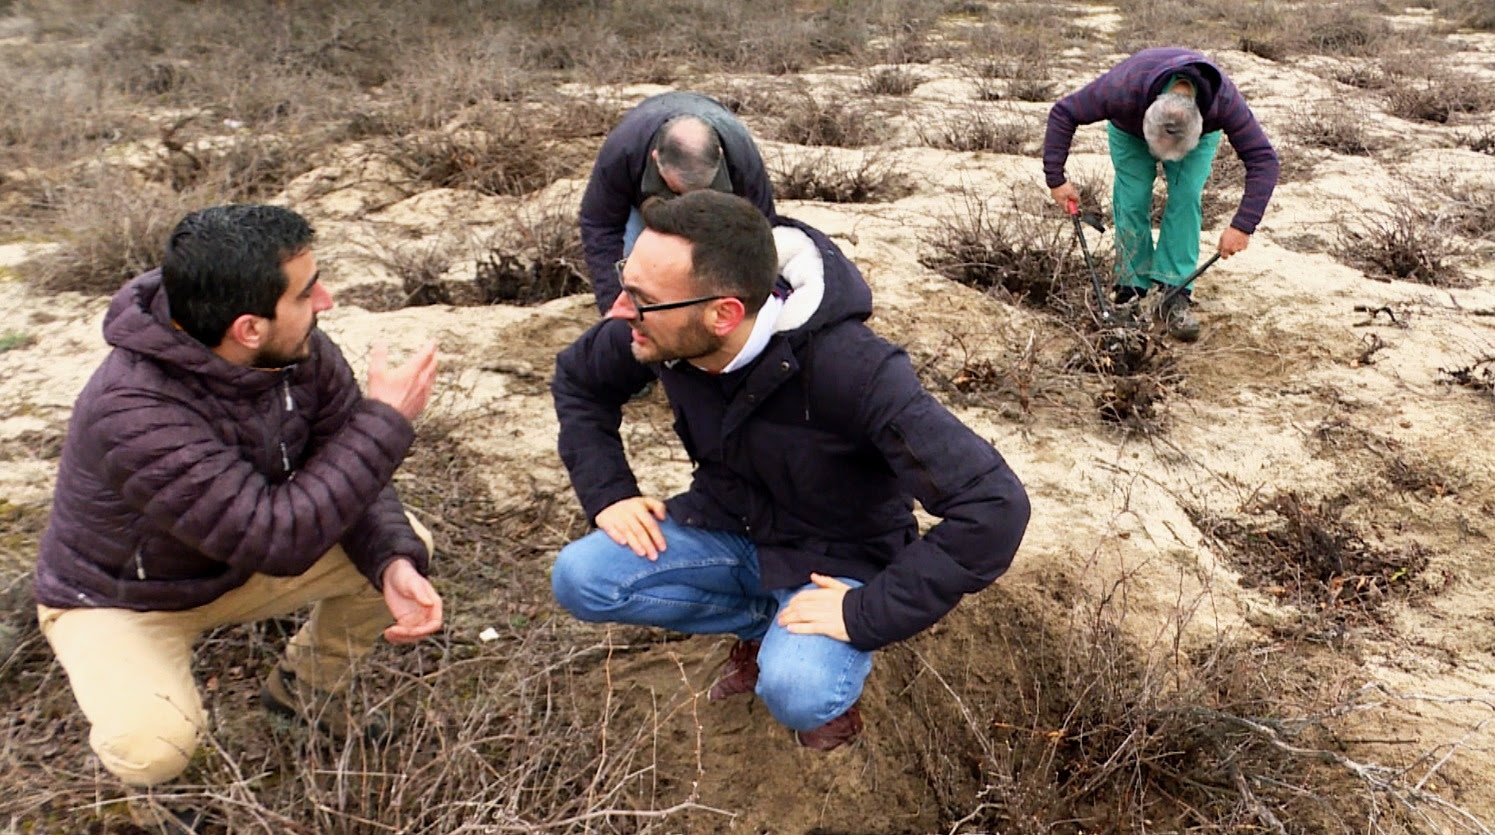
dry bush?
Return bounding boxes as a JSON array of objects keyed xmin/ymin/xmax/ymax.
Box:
[
  {"xmin": 918, "ymin": 108, "xmax": 1033, "ymax": 154},
  {"xmin": 1441, "ymin": 188, "xmax": 1495, "ymax": 241},
  {"xmin": 771, "ymin": 153, "xmax": 914, "ymax": 203},
  {"xmin": 1334, "ymin": 195, "xmax": 1468, "ymax": 286},
  {"xmin": 1383, "ymin": 73, "xmax": 1494, "ymax": 123},
  {"xmin": 474, "ymin": 202, "xmax": 589, "ymax": 305},
  {"xmin": 360, "ymin": 237, "xmax": 459, "ymax": 308},
  {"xmin": 1191, "ymin": 492, "xmax": 1430, "ymax": 626},
  {"xmin": 888, "ymin": 579, "xmax": 1405, "ymax": 833},
  {"xmin": 20, "ymin": 170, "xmax": 199, "ymax": 296},
  {"xmin": 1285, "ymin": 101, "xmax": 1377, "ymax": 155},
  {"xmin": 860, "ymin": 65, "xmax": 921, "ymax": 96},
  {"xmin": 1431, "ymin": 0, "xmax": 1495, "ymax": 31},
  {"xmin": 384, "ymin": 106, "xmax": 577, "ymax": 197},
  {"xmin": 1456, "ymin": 124, "xmax": 1495, "ymax": 155},
  {"xmin": 920, "ymin": 192, "xmax": 1096, "ymax": 312},
  {"xmin": 772, "ymin": 92, "xmax": 892, "ymax": 148}
]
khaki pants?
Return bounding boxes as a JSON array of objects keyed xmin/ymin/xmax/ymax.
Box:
[{"xmin": 38, "ymin": 517, "xmax": 432, "ymax": 787}]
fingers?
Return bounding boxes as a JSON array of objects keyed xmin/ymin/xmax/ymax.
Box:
[
  {"xmin": 597, "ymin": 498, "xmax": 669, "ymax": 559},
  {"xmin": 383, "ymin": 599, "xmax": 442, "ymax": 644},
  {"xmin": 809, "ymin": 572, "xmax": 850, "ymax": 590}
]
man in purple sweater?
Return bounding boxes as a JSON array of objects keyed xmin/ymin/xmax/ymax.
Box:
[
  {"xmin": 33, "ymin": 205, "xmax": 442, "ymax": 827},
  {"xmin": 1044, "ymin": 47, "xmax": 1279, "ymax": 341}
]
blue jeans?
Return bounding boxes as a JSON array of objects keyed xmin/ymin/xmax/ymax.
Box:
[
  {"xmin": 551, "ymin": 518, "xmax": 873, "ymax": 731},
  {"xmin": 622, "ymin": 207, "xmax": 645, "ymax": 256}
]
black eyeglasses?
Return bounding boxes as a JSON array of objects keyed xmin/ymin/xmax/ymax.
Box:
[{"xmin": 614, "ymin": 259, "xmax": 733, "ymax": 321}]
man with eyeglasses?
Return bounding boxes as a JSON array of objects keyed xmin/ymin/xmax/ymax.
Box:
[
  {"xmin": 551, "ymin": 191, "xmax": 1030, "ymax": 751},
  {"xmin": 580, "ymin": 91, "xmax": 776, "ymax": 314}
]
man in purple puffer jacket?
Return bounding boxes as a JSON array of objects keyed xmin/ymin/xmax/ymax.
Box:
[
  {"xmin": 1044, "ymin": 47, "xmax": 1279, "ymax": 341},
  {"xmin": 33, "ymin": 204, "xmax": 442, "ymax": 822}
]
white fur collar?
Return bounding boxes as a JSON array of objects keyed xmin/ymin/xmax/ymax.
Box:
[{"xmin": 772, "ymin": 226, "xmax": 824, "ymax": 332}]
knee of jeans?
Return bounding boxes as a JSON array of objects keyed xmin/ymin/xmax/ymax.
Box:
[
  {"xmin": 551, "ymin": 537, "xmax": 623, "ymax": 621},
  {"xmin": 755, "ymin": 661, "xmax": 848, "ymax": 732},
  {"xmin": 92, "ymin": 714, "xmax": 202, "ymax": 787}
]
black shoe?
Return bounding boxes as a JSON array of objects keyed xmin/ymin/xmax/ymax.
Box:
[
  {"xmin": 1161, "ymin": 293, "xmax": 1200, "ymax": 342},
  {"xmin": 1113, "ymin": 285, "xmax": 1148, "ymax": 306}
]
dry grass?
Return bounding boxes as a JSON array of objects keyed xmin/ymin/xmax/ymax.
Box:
[{"xmin": 860, "ymin": 65, "xmax": 922, "ymax": 96}]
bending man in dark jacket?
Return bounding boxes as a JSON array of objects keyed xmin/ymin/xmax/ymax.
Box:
[
  {"xmin": 580, "ymin": 90, "xmax": 776, "ymax": 313},
  {"xmin": 33, "ymin": 205, "xmax": 442, "ymax": 806},
  {"xmin": 551, "ymin": 191, "xmax": 1030, "ymax": 750},
  {"xmin": 1044, "ymin": 47, "xmax": 1279, "ymax": 341}
]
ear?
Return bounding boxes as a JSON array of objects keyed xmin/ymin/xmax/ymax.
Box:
[
  {"xmin": 223, "ymin": 313, "xmax": 268, "ymax": 351},
  {"xmin": 706, "ymin": 297, "xmax": 746, "ymax": 336}
]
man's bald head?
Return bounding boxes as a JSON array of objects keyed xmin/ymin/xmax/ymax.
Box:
[{"xmin": 655, "ymin": 115, "xmax": 725, "ymax": 193}]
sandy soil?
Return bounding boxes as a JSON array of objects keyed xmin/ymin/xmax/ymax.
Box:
[{"xmin": 2, "ymin": 5, "xmax": 1494, "ymax": 833}]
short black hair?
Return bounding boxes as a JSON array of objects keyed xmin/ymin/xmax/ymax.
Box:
[
  {"xmin": 641, "ymin": 191, "xmax": 776, "ymax": 314},
  {"xmin": 162, "ymin": 204, "xmax": 315, "ymax": 346}
]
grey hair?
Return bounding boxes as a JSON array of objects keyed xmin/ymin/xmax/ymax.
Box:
[
  {"xmin": 1142, "ymin": 92, "xmax": 1203, "ymax": 161},
  {"xmin": 655, "ymin": 115, "xmax": 723, "ymax": 192}
]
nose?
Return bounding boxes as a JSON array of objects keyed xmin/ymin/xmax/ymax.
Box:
[
  {"xmin": 312, "ymin": 281, "xmax": 334, "ymax": 313},
  {"xmin": 605, "ymin": 291, "xmax": 636, "ymax": 322}
]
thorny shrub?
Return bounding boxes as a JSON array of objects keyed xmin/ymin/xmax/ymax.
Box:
[
  {"xmin": 772, "ymin": 92, "xmax": 893, "ymax": 148},
  {"xmin": 771, "ymin": 153, "xmax": 914, "ymax": 203},
  {"xmin": 1334, "ymin": 196, "xmax": 1468, "ymax": 286},
  {"xmin": 1285, "ymin": 101, "xmax": 1377, "ymax": 155},
  {"xmin": 918, "ymin": 109, "xmax": 1033, "ymax": 154},
  {"xmin": 860, "ymin": 65, "xmax": 922, "ymax": 96},
  {"xmin": 920, "ymin": 193, "xmax": 1096, "ymax": 312}
]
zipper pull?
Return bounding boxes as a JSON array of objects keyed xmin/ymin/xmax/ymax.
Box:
[
  {"xmin": 280, "ymin": 442, "xmax": 291, "ymax": 473},
  {"xmin": 134, "ymin": 548, "xmax": 146, "ymax": 580},
  {"xmin": 283, "ymin": 379, "xmax": 294, "ymax": 410}
]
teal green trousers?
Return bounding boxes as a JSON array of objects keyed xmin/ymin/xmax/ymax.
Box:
[{"xmin": 1108, "ymin": 123, "xmax": 1221, "ymax": 290}]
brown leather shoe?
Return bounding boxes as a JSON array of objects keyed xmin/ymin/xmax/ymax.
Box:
[
  {"xmin": 795, "ymin": 704, "xmax": 863, "ymax": 751},
  {"xmin": 707, "ymin": 639, "xmax": 761, "ymax": 702}
]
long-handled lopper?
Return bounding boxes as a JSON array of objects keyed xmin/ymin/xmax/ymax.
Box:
[
  {"xmin": 1150, "ymin": 252, "xmax": 1221, "ymax": 321},
  {"xmin": 1066, "ymin": 199, "xmax": 1118, "ymax": 324}
]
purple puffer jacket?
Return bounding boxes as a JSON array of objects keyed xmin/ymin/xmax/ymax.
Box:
[
  {"xmin": 34, "ymin": 269, "xmax": 427, "ymax": 612},
  {"xmin": 1043, "ymin": 47, "xmax": 1280, "ymax": 234}
]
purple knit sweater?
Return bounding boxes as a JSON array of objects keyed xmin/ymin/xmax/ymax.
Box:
[{"xmin": 1043, "ymin": 47, "xmax": 1279, "ymax": 234}]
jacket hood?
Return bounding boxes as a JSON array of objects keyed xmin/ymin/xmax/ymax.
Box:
[
  {"xmin": 769, "ymin": 216, "xmax": 872, "ymax": 338},
  {"xmin": 1145, "ymin": 49, "xmax": 1222, "ymax": 114},
  {"xmin": 103, "ymin": 269, "xmax": 286, "ymax": 397}
]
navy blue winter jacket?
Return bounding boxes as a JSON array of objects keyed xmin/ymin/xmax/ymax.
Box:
[
  {"xmin": 579, "ymin": 91, "xmax": 776, "ymax": 313},
  {"xmin": 552, "ymin": 220, "xmax": 1030, "ymax": 650}
]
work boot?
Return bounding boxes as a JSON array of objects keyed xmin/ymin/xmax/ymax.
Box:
[
  {"xmin": 1113, "ymin": 284, "xmax": 1147, "ymax": 306},
  {"xmin": 260, "ymin": 661, "xmax": 394, "ymax": 744},
  {"xmin": 1161, "ymin": 293, "xmax": 1201, "ymax": 342},
  {"xmin": 795, "ymin": 704, "xmax": 863, "ymax": 751},
  {"xmin": 707, "ymin": 639, "xmax": 760, "ymax": 702}
]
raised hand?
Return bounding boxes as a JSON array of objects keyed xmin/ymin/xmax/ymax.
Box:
[{"xmin": 367, "ymin": 341, "xmax": 438, "ymax": 421}]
